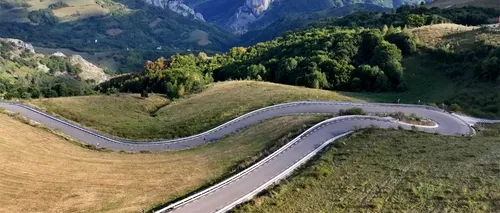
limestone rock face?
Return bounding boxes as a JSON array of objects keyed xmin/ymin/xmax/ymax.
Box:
[
  {"xmin": 228, "ymin": 0, "xmax": 275, "ymax": 33},
  {"xmin": 68, "ymin": 55, "xmax": 109, "ymax": 84},
  {"xmin": 0, "ymin": 38, "xmax": 35, "ymax": 54},
  {"xmin": 141, "ymin": 0, "xmax": 205, "ymax": 21}
]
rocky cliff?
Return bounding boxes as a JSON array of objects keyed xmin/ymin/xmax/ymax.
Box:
[
  {"xmin": 229, "ymin": 0, "xmax": 275, "ymax": 32},
  {"xmin": 68, "ymin": 55, "xmax": 109, "ymax": 84},
  {"xmin": 0, "ymin": 38, "xmax": 108, "ymax": 84},
  {"xmin": 141, "ymin": 0, "xmax": 205, "ymax": 21}
]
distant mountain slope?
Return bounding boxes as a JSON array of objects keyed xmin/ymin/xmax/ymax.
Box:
[
  {"xmin": 241, "ymin": 3, "xmax": 391, "ymax": 46},
  {"xmin": 0, "ymin": 0, "xmax": 238, "ymax": 54},
  {"xmin": 426, "ymin": 0, "xmax": 500, "ymax": 9},
  {"xmin": 185, "ymin": 0, "xmax": 433, "ymax": 33}
]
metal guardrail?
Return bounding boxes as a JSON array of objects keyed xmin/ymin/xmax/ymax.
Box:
[
  {"xmin": 0, "ymin": 100, "xmax": 474, "ymax": 213},
  {"xmin": 0, "ymin": 100, "xmax": 448, "ymax": 147}
]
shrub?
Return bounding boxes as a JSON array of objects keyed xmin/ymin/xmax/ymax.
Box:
[
  {"xmin": 339, "ymin": 108, "xmax": 365, "ymax": 115},
  {"xmin": 448, "ymin": 103, "xmax": 462, "ymax": 112}
]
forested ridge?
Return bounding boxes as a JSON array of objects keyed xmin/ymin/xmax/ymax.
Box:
[
  {"xmin": 245, "ymin": 5, "xmax": 500, "ymax": 45},
  {"xmin": 101, "ymin": 26, "xmax": 419, "ymax": 98},
  {"xmin": 100, "ymin": 5, "xmax": 500, "ymax": 100}
]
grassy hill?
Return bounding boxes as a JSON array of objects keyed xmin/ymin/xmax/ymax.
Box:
[
  {"xmin": 234, "ymin": 125, "xmax": 500, "ymax": 212},
  {"xmin": 408, "ymin": 24, "xmax": 500, "ymax": 118},
  {"xmin": 29, "ymin": 81, "xmax": 361, "ymax": 140},
  {"xmin": 426, "ymin": 0, "xmax": 500, "ymax": 9},
  {"xmin": 0, "ymin": 110, "xmax": 327, "ymax": 212}
]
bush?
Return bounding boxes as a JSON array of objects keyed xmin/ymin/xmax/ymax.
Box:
[
  {"xmin": 448, "ymin": 103, "xmax": 462, "ymax": 112},
  {"xmin": 339, "ymin": 108, "xmax": 365, "ymax": 116}
]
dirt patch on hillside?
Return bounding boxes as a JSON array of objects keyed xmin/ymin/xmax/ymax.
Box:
[
  {"xmin": 149, "ymin": 18, "xmax": 162, "ymax": 28},
  {"xmin": 425, "ymin": 0, "xmax": 500, "ymax": 9},
  {"xmin": 52, "ymin": 4, "xmax": 109, "ymax": 19},
  {"xmin": 106, "ymin": 28, "xmax": 124, "ymax": 36},
  {"xmin": 187, "ymin": 29, "xmax": 211, "ymax": 46}
]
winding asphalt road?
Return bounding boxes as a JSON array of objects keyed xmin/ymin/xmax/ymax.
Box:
[{"xmin": 0, "ymin": 101, "xmax": 477, "ymax": 212}]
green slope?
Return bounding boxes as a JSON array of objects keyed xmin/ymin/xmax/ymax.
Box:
[{"xmin": 0, "ymin": 0, "xmax": 238, "ymax": 53}]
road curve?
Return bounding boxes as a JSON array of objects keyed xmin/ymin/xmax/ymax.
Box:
[
  {"xmin": 0, "ymin": 101, "xmax": 475, "ymax": 212},
  {"xmin": 0, "ymin": 101, "xmax": 471, "ymax": 152}
]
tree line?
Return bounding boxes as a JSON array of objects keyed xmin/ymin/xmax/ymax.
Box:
[{"xmin": 102, "ymin": 26, "xmax": 419, "ymax": 98}]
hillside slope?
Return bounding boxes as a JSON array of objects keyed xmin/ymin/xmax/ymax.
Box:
[
  {"xmin": 186, "ymin": 0, "xmax": 432, "ymax": 32},
  {"xmin": 426, "ymin": 0, "xmax": 500, "ymax": 9},
  {"xmin": 30, "ymin": 81, "xmax": 360, "ymax": 140},
  {"xmin": 0, "ymin": 111, "xmax": 325, "ymax": 212},
  {"xmin": 0, "ymin": 0, "xmax": 238, "ymax": 54}
]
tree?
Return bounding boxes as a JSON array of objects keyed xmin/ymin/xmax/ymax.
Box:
[
  {"xmin": 357, "ymin": 30, "xmax": 384, "ymax": 63},
  {"xmin": 28, "ymin": 86, "xmax": 41, "ymax": 98},
  {"xmin": 321, "ymin": 59, "xmax": 353, "ymax": 89},
  {"xmin": 247, "ymin": 64, "xmax": 267, "ymax": 80},
  {"xmin": 479, "ymin": 56, "xmax": 500, "ymax": 81},
  {"xmin": 53, "ymin": 83, "xmax": 68, "ymax": 97},
  {"xmin": 307, "ymin": 71, "xmax": 328, "ymax": 89},
  {"xmin": 374, "ymin": 72, "xmax": 391, "ymax": 92},
  {"xmin": 276, "ymin": 58, "xmax": 298, "ymax": 83},
  {"xmin": 385, "ymin": 31, "xmax": 418, "ymax": 55},
  {"xmin": 371, "ymin": 41, "xmax": 404, "ymax": 84},
  {"xmin": 406, "ymin": 14, "xmax": 425, "ymax": 27},
  {"xmin": 350, "ymin": 77, "xmax": 362, "ymax": 92}
]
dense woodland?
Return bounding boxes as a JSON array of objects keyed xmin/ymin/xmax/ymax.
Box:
[{"xmin": 102, "ymin": 27, "xmax": 416, "ymax": 98}]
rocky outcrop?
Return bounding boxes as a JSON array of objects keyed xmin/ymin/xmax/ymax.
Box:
[
  {"xmin": 0, "ymin": 38, "xmax": 35, "ymax": 54},
  {"xmin": 228, "ymin": 0, "xmax": 275, "ymax": 33},
  {"xmin": 0, "ymin": 37, "xmax": 109, "ymax": 84},
  {"xmin": 68, "ymin": 55, "xmax": 109, "ymax": 84},
  {"xmin": 142, "ymin": 0, "xmax": 205, "ymax": 21}
]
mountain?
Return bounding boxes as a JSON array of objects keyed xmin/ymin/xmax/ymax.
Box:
[
  {"xmin": 182, "ymin": 0, "xmax": 434, "ymax": 33},
  {"xmin": 0, "ymin": 0, "xmax": 238, "ymax": 52},
  {"xmin": 426, "ymin": 0, "xmax": 500, "ymax": 9},
  {"xmin": 240, "ymin": 3, "xmax": 391, "ymax": 46}
]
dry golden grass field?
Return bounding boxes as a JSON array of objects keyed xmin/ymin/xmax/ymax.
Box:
[
  {"xmin": 426, "ymin": 0, "xmax": 500, "ymax": 9},
  {"xmin": 412, "ymin": 23, "xmax": 500, "ymax": 50},
  {"xmin": 0, "ymin": 112, "xmax": 326, "ymax": 212}
]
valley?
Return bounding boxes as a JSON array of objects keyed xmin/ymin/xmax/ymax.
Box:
[{"xmin": 0, "ymin": 1, "xmax": 499, "ymax": 213}]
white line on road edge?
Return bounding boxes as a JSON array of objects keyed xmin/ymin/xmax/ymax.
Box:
[
  {"xmin": 215, "ymin": 131, "xmax": 354, "ymax": 213},
  {"xmin": 395, "ymin": 120, "xmax": 439, "ymax": 128}
]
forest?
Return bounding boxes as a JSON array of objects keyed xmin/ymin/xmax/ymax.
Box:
[{"xmin": 101, "ymin": 26, "xmax": 417, "ymax": 98}]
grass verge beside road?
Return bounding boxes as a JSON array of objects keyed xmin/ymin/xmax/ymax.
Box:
[
  {"xmin": 0, "ymin": 113, "xmax": 327, "ymax": 213},
  {"xmin": 234, "ymin": 128, "xmax": 500, "ymax": 213},
  {"xmin": 29, "ymin": 81, "xmax": 360, "ymax": 140}
]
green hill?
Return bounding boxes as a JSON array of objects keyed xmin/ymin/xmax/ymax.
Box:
[
  {"xmin": 426, "ymin": 0, "xmax": 500, "ymax": 9},
  {"xmin": 29, "ymin": 81, "xmax": 360, "ymax": 140}
]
